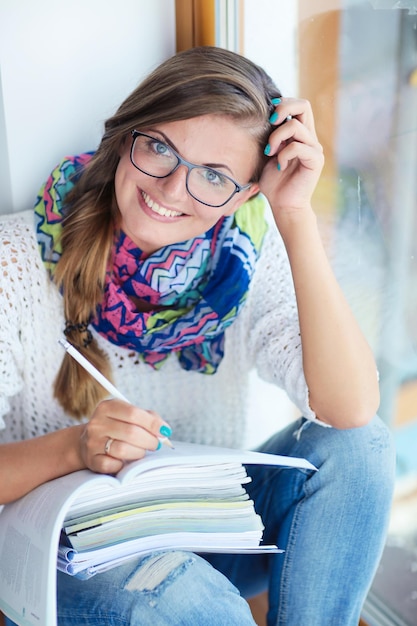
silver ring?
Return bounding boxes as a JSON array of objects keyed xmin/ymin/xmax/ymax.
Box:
[{"xmin": 104, "ymin": 437, "xmax": 114, "ymax": 455}]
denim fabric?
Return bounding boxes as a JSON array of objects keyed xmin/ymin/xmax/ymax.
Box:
[
  {"xmin": 54, "ymin": 549, "xmax": 256, "ymax": 625},
  {"xmin": 5, "ymin": 415, "xmax": 395, "ymax": 625},
  {"xmin": 207, "ymin": 415, "xmax": 396, "ymax": 625}
]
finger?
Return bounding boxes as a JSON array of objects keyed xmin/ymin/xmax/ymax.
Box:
[
  {"xmin": 89, "ymin": 454, "xmax": 125, "ymax": 476},
  {"xmin": 81, "ymin": 429, "xmax": 159, "ymax": 474},
  {"xmin": 99, "ymin": 419, "xmax": 162, "ymax": 457},
  {"xmin": 269, "ymin": 97, "xmax": 317, "ymax": 139},
  {"xmin": 276, "ymin": 141, "xmax": 324, "ymax": 173},
  {"xmin": 83, "ymin": 403, "xmax": 170, "ymax": 462},
  {"xmin": 93, "ymin": 399, "xmax": 171, "ymax": 438},
  {"xmin": 269, "ymin": 97, "xmax": 313, "ymax": 124},
  {"xmin": 101, "ymin": 428, "xmax": 159, "ymax": 455},
  {"xmin": 267, "ymin": 118, "xmax": 321, "ymax": 157},
  {"xmin": 109, "ymin": 406, "xmax": 172, "ymax": 451},
  {"xmin": 101, "ymin": 435, "xmax": 160, "ymax": 461}
]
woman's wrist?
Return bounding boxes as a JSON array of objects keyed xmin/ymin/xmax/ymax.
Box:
[
  {"xmin": 61, "ymin": 424, "xmax": 87, "ymax": 475},
  {"xmin": 272, "ymin": 206, "xmax": 319, "ymax": 248}
]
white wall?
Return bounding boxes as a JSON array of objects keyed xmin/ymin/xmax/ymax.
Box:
[
  {"xmin": 243, "ymin": 0, "xmax": 298, "ymax": 97},
  {"xmin": 0, "ymin": 0, "xmax": 176, "ymax": 215}
]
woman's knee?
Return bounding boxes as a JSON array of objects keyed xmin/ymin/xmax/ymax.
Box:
[
  {"xmin": 257, "ymin": 414, "xmax": 396, "ymax": 508},
  {"xmin": 121, "ymin": 551, "xmax": 256, "ymax": 625},
  {"xmin": 58, "ymin": 551, "xmax": 256, "ymax": 625},
  {"xmin": 298, "ymin": 413, "xmax": 393, "ymax": 462},
  {"xmin": 298, "ymin": 415, "xmax": 396, "ymax": 506}
]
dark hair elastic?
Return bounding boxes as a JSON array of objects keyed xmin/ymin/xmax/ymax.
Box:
[{"xmin": 64, "ymin": 321, "xmax": 93, "ymax": 348}]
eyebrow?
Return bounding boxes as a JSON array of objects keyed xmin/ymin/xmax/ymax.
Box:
[{"xmin": 147, "ymin": 128, "xmax": 234, "ymax": 175}]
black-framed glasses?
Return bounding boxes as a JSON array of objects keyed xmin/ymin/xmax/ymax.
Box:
[{"xmin": 130, "ymin": 130, "xmax": 252, "ymax": 208}]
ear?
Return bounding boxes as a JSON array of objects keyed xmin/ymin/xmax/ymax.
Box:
[
  {"xmin": 223, "ymin": 183, "xmax": 260, "ymax": 216},
  {"xmin": 248, "ymin": 183, "xmax": 260, "ymax": 197}
]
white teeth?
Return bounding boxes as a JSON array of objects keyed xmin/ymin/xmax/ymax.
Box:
[{"xmin": 142, "ymin": 192, "xmax": 183, "ymax": 217}]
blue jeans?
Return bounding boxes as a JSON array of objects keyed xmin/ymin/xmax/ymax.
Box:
[
  {"xmin": 207, "ymin": 415, "xmax": 396, "ymax": 624},
  {"xmin": 6, "ymin": 415, "xmax": 396, "ymax": 625}
]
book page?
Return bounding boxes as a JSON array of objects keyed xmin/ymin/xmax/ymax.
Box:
[
  {"xmin": 0, "ymin": 471, "xmax": 116, "ymax": 626},
  {"xmin": 63, "ymin": 443, "xmax": 316, "ymax": 524},
  {"xmin": 59, "ymin": 533, "xmax": 283, "ymax": 578},
  {"xmin": 63, "ymin": 443, "xmax": 315, "ymax": 522},
  {"xmin": 117, "ymin": 440, "xmax": 316, "ymax": 483}
]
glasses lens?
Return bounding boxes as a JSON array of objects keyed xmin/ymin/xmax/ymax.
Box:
[
  {"xmin": 188, "ymin": 167, "xmax": 236, "ymax": 207},
  {"xmin": 132, "ymin": 134, "xmax": 178, "ymax": 177}
]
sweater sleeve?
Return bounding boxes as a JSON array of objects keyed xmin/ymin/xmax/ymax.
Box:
[
  {"xmin": 0, "ymin": 214, "xmax": 32, "ymax": 429},
  {"xmin": 246, "ymin": 225, "xmax": 327, "ymax": 425}
]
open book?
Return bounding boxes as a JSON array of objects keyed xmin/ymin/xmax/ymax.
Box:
[{"xmin": 0, "ymin": 441, "xmax": 315, "ymax": 626}]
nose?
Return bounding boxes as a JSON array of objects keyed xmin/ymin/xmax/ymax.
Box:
[{"xmin": 159, "ymin": 164, "xmax": 189, "ymax": 202}]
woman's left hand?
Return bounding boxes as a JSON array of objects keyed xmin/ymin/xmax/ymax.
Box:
[{"xmin": 259, "ymin": 98, "xmax": 324, "ymax": 220}]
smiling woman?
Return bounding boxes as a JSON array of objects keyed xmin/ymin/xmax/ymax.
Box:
[
  {"xmin": 0, "ymin": 45, "xmax": 395, "ymax": 626},
  {"xmin": 114, "ymin": 116, "xmax": 259, "ymax": 254}
]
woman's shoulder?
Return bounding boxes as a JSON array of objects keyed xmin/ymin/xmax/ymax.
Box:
[
  {"xmin": 0, "ymin": 209, "xmax": 37, "ymax": 242},
  {"xmin": 252, "ymin": 223, "xmax": 292, "ymax": 288},
  {"xmin": 0, "ymin": 209, "xmax": 41, "ymax": 257},
  {"xmin": 259, "ymin": 222, "xmax": 288, "ymax": 258},
  {"xmin": 243, "ymin": 222, "xmax": 297, "ymax": 325}
]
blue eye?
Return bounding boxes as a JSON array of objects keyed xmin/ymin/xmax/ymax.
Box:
[
  {"xmin": 150, "ymin": 140, "xmax": 171, "ymax": 156},
  {"xmin": 200, "ymin": 168, "xmax": 228, "ymax": 187}
]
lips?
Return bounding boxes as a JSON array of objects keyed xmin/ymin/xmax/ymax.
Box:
[{"xmin": 141, "ymin": 191, "xmax": 184, "ymax": 218}]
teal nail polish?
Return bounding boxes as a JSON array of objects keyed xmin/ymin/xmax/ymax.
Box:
[
  {"xmin": 271, "ymin": 97, "xmax": 281, "ymax": 105},
  {"xmin": 269, "ymin": 111, "xmax": 278, "ymax": 124},
  {"xmin": 160, "ymin": 424, "xmax": 172, "ymax": 437},
  {"xmin": 277, "ymin": 162, "xmax": 281, "ymax": 171},
  {"xmin": 264, "ymin": 143, "xmax": 271, "ymax": 156},
  {"xmin": 156, "ymin": 440, "xmax": 162, "ymax": 450}
]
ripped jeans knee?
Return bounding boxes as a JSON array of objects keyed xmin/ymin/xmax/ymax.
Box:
[
  {"xmin": 124, "ymin": 551, "xmax": 192, "ymax": 595},
  {"xmin": 57, "ymin": 550, "xmax": 256, "ymax": 625}
]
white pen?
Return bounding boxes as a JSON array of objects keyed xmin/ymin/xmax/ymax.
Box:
[{"xmin": 58, "ymin": 338, "xmax": 174, "ymax": 449}]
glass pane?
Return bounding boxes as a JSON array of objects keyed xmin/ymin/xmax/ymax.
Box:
[
  {"xmin": 244, "ymin": 0, "xmax": 417, "ymax": 427},
  {"xmin": 242, "ymin": 3, "xmax": 417, "ymax": 622}
]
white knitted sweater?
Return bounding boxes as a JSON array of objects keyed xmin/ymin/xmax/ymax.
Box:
[{"xmin": 0, "ymin": 210, "xmax": 317, "ymax": 449}]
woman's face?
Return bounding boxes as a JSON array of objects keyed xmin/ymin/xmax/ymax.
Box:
[{"xmin": 114, "ymin": 114, "xmax": 259, "ymax": 254}]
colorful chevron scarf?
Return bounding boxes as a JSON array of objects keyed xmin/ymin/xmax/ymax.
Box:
[{"xmin": 35, "ymin": 154, "xmax": 267, "ymax": 373}]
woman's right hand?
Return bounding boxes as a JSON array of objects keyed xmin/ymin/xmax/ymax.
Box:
[
  {"xmin": 259, "ymin": 97, "xmax": 324, "ymax": 222},
  {"xmin": 79, "ymin": 399, "xmax": 171, "ymax": 475}
]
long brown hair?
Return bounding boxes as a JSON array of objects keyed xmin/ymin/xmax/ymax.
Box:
[{"xmin": 54, "ymin": 46, "xmax": 281, "ymax": 418}]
